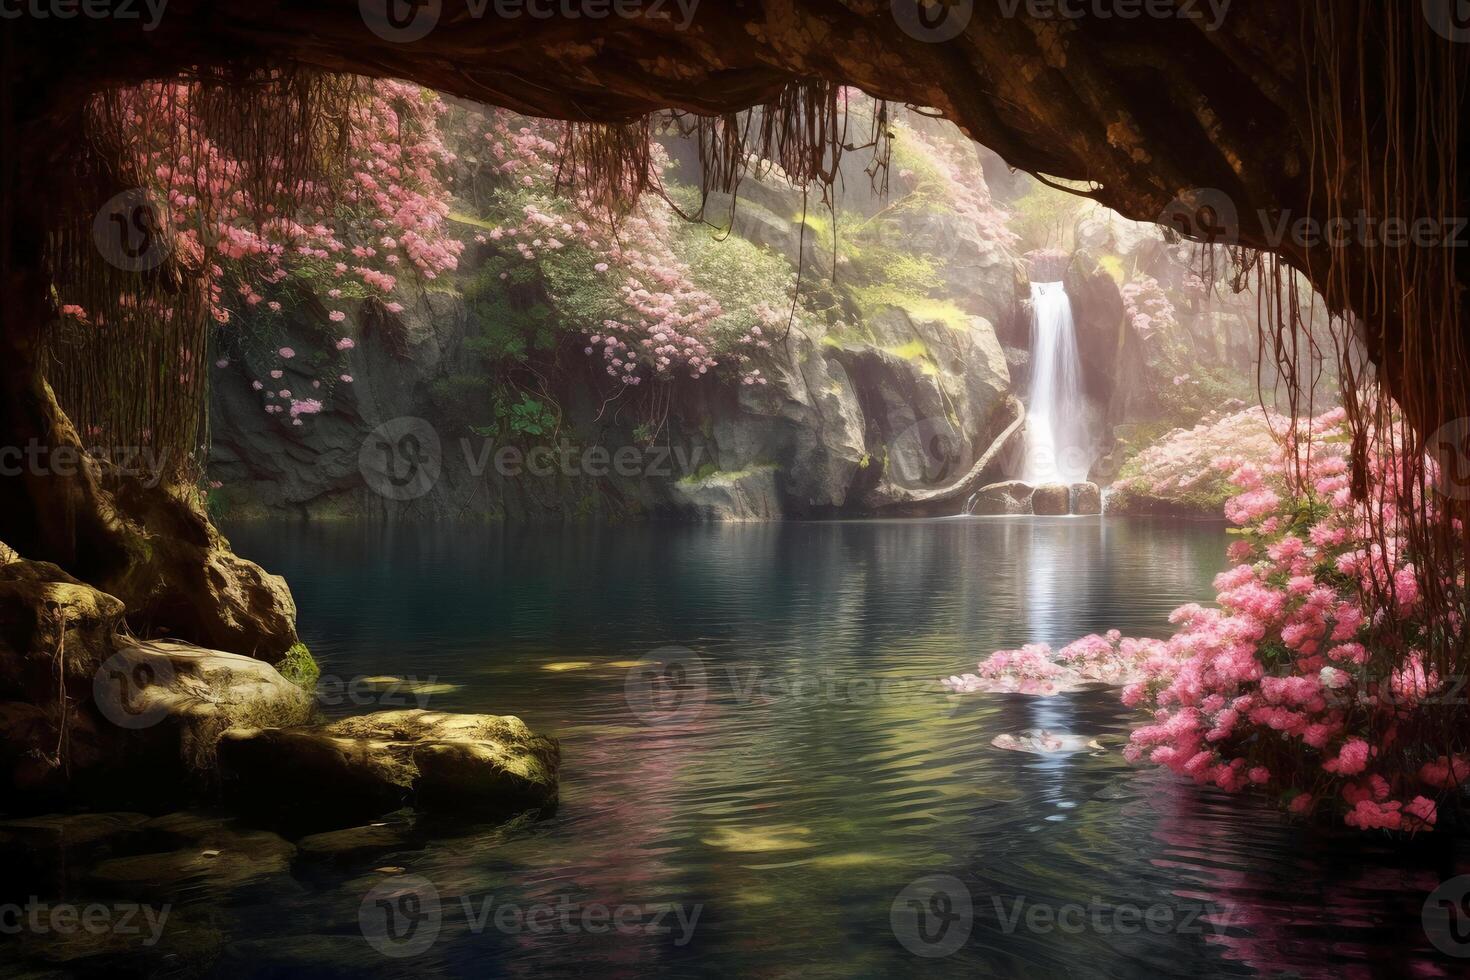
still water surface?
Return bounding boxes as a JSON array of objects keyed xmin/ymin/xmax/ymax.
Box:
[{"xmin": 178, "ymin": 518, "xmax": 1470, "ymax": 976}]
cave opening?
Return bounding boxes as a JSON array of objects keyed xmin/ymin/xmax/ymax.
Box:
[{"xmin": 1, "ymin": 3, "xmax": 1468, "ymax": 976}]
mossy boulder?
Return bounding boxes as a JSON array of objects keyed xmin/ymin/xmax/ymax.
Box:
[{"xmin": 217, "ymin": 709, "xmax": 560, "ymax": 831}]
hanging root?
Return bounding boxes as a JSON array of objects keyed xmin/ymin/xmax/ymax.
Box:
[
  {"xmin": 556, "ymin": 79, "xmax": 891, "ymax": 223},
  {"xmin": 1254, "ymin": 6, "xmax": 1468, "ymax": 677},
  {"xmin": 40, "ymin": 67, "xmax": 361, "ymax": 486}
]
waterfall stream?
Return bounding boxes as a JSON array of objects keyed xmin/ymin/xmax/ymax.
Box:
[{"xmin": 1024, "ymin": 281, "xmax": 1091, "ymax": 484}]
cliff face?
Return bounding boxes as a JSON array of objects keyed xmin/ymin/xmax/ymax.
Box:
[{"xmin": 206, "ymin": 115, "xmax": 1028, "ymax": 521}]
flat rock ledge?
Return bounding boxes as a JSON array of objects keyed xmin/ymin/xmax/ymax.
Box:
[{"xmin": 217, "ymin": 709, "xmax": 560, "ymax": 831}]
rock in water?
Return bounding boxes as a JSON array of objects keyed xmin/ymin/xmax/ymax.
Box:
[
  {"xmin": 1032, "ymin": 483, "xmax": 1070, "ymax": 515},
  {"xmin": 218, "ymin": 709, "xmax": 560, "ymax": 831},
  {"xmin": 1070, "ymin": 482, "xmax": 1102, "ymax": 515},
  {"xmin": 969, "ymin": 480, "xmax": 1035, "ymax": 515},
  {"xmin": 991, "ymin": 730, "xmax": 1099, "ymax": 755}
]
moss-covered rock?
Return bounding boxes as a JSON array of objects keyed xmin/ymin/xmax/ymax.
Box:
[{"xmin": 218, "ymin": 709, "xmax": 560, "ymax": 831}]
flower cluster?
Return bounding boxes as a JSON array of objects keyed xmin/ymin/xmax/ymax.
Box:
[
  {"xmin": 81, "ymin": 80, "xmax": 465, "ymax": 426},
  {"xmin": 474, "ymin": 110, "xmax": 766, "ymax": 386},
  {"xmin": 1120, "ymin": 275, "xmax": 1177, "ymax": 339},
  {"xmin": 948, "ymin": 407, "xmax": 1467, "ymax": 833},
  {"xmin": 1110, "ymin": 408, "xmax": 1285, "ymax": 515}
]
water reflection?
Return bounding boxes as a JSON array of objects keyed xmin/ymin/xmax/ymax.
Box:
[{"xmin": 134, "ymin": 516, "xmax": 1468, "ymax": 978}]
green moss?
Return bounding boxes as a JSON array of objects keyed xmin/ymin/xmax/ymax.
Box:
[
  {"xmin": 677, "ymin": 462, "xmax": 776, "ymax": 487},
  {"xmin": 1097, "ymin": 253, "xmax": 1126, "ymax": 282},
  {"xmin": 277, "ymin": 642, "xmax": 320, "ymax": 691},
  {"xmin": 883, "ymin": 339, "xmax": 929, "ymax": 361}
]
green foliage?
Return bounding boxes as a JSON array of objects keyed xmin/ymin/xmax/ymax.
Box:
[
  {"xmin": 462, "ymin": 263, "xmax": 561, "ymax": 362},
  {"xmin": 277, "ymin": 642, "xmax": 321, "ymax": 691},
  {"xmin": 492, "ymin": 393, "xmax": 557, "ymax": 438},
  {"xmin": 672, "ymin": 220, "xmax": 802, "ymax": 346},
  {"xmin": 1009, "ymin": 185, "xmax": 1089, "ymax": 250}
]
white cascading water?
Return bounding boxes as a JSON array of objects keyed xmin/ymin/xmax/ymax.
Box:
[{"xmin": 1024, "ymin": 281, "xmax": 1091, "ymax": 484}]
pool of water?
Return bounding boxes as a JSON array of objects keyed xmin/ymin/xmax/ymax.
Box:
[{"xmin": 22, "ymin": 517, "xmax": 1469, "ymax": 978}]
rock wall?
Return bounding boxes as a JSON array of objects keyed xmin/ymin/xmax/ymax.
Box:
[{"xmin": 208, "ymin": 123, "xmax": 1030, "ymax": 523}]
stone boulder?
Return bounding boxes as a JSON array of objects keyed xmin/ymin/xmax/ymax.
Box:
[
  {"xmin": 217, "ymin": 709, "xmax": 560, "ymax": 831},
  {"xmin": 1070, "ymin": 482, "xmax": 1102, "ymax": 515},
  {"xmin": 0, "ymin": 555, "xmax": 310, "ymax": 806},
  {"xmin": 968, "ymin": 480, "xmax": 1035, "ymax": 515},
  {"xmin": 1032, "ymin": 483, "xmax": 1070, "ymax": 515}
]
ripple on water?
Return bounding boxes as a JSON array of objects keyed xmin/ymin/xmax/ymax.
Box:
[{"xmin": 79, "ymin": 517, "xmax": 1453, "ymax": 978}]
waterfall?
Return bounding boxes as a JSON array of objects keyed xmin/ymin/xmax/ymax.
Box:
[{"xmin": 1024, "ymin": 281, "xmax": 1091, "ymax": 485}]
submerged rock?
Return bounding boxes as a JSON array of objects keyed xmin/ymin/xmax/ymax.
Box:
[
  {"xmin": 91, "ymin": 813, "xmax": 296, "ymax": 896},
  {"xmin": 296, "ymin": 822, "xmax": 414, "ymax": 863},
  {"xmin": 969, "ymin": 480, "xmax": 1035, "ymax": 515},
  {"xmin": 218, "ymin": 709, "xmax": 560, "ymax": 830},
  {"xmin": 1031, "ymin": 483, "xmax": 1070, "ymax": 515},
  {"xmin": 991, "ymin": 730, "xmax": 1102, "ymax": 755},
  {"xmin": 1070, "ymin": 481, "xmax": 1102, "ymax": 515}
]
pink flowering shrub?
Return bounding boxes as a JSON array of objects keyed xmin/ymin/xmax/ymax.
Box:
[
  {"xmin": 463, "ymin": 109, "xmax": 769, "ymax": 386},
  {"xmin": 64, "ymin": 79, "xmax": 465, "ymax": 425},
  {"xmin": 948, "ymin": 406, "xmax": 1467, "ymax": 833},
  {"xmin": 1107, "ymin": 408, "xmax": 1284, "ymax": 517},
  {"xmin": 1120, "ymin": 275, "xmax": 1177, "ymax": 339}
]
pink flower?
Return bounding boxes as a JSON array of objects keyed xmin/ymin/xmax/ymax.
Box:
[
  {"xmin": 1323, "ymin": 739, "xmax": 1370, "ymax": 776},
  {"xmin": 336, "ymin": 337, "xmax": 356, "ymax": 351},
  {"xmin": 329, "ymin": 310, "xmax": 346, "ymax": 322},
  {"xmin": 278, "ymin": 347, "xmax": 295, "ymax": 359},
  {"xmin": 340, "ymin": 374, "xmax": 354, "ymax": 383}
]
